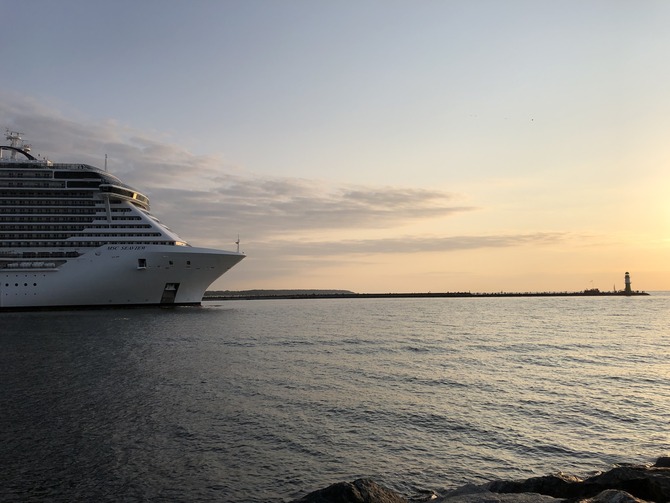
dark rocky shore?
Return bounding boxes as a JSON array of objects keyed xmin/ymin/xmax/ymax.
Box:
[{"xmin": 290, "ymin": 457, "xmax": 670, "ymax": 503}]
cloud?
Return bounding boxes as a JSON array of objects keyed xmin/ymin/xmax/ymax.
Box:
[
  {"xmin": 147, "ymin": 181, "xmax": 475, "ymax": 242},
  {"xmin": 1, "ymin": 92, "xmax": 573, "ymax": 289},
  {"xmin": 249, "ymin": 232, "xmax": 570, "ymax": 258},
  {"xmin": 1, "ymin": 92, "xmax": 471, "ymax": 240}
]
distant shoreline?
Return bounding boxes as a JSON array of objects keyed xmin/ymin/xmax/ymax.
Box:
[{"xmin": 204, "ymin": 289, "xmax": 650, "ymax": 301}]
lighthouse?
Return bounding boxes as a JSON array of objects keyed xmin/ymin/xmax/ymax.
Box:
[{"xmin": 624, "ymin": 271, "xmax": 632, "ymax": 295}]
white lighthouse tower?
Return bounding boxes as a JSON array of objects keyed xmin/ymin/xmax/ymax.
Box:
[{"xmin": 624, "ymin": 271, "xmax": 632, "ymax": 295}]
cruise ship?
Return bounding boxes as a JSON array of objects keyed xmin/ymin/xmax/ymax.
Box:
[{"xmin": 0, "ymin": 131, "xmax": 245, "ymax": 309}]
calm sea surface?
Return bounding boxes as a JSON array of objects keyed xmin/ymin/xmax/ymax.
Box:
[{"xmin": 2, "ymin": 294, "xmax": 669, "ymax": 502}]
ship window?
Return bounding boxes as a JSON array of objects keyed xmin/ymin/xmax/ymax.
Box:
[{"xmin": 138, "ymin": 258, "xmax": 147, "ymax": 269}]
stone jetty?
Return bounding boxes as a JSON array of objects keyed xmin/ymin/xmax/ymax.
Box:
[
  {"xmin": 205, "ymin": 289, "xmax": 649, "ymax": 301},
  {"xmin": 290, "ymin": 457, "xmax": 670, "ymax": 503}
]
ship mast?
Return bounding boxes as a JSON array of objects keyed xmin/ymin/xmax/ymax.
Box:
[{"xmin": 5, "ymin": 130, "xmax": 31, "ymax": 160}]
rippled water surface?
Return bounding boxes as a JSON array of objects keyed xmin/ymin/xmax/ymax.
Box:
[{"xmin": 2, "ymin": 294, "xmax": 669, "ymax": 501}]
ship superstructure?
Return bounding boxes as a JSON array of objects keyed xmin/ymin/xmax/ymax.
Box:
[{"xmin": 0, "ymin": 131, "xmax": 244, "ymax": 308}]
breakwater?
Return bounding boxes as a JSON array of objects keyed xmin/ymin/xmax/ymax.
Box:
[{"xmin": 205, "ymin": 289, "xmax": 649, "ymax": 301}]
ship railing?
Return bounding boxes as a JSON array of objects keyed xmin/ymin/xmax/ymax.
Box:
[{"xmin": 0, "ymin": 260, "xmax": 65, "ymax": 270}]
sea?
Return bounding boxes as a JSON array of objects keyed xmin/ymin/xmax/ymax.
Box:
[{"xmin": 2, "ymin": 293, "xmax": 669, "ymax": 502}]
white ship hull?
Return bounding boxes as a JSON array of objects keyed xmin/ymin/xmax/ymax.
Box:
[{"xmin": 1, "ymin": 244, "xmax": 244, "ymax": 309}]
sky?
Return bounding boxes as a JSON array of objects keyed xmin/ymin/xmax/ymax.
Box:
[{"xmin": 1, "ymin": 0, "xmax": 669, "ymax": 293}]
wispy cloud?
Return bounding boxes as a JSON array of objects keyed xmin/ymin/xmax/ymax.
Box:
[
  {"xmin": 148, "ymin": 181, "xmax": 474, "ymax": 242},
  {"xmin": 250, "ymin": 232, "xmax": 570, "ymax": 258}
]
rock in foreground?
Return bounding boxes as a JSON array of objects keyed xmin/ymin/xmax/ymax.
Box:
[
  {"xmin": 290, "ymin": 478, "xmax": 407, "ymax": 503},
  {"xmin": 290, "ymin": 457, "xmax": 670, "ymax": 503}
]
